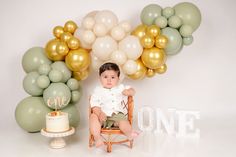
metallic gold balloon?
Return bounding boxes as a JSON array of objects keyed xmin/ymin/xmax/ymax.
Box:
[
  {"xmin": 128, "ymin": 59, "xmax": 147, "ymax": 80},
  {"xmin": 146, "ymin": 25, "xmax": 160, "ymax": 38},
  {"xmin": 73, "ymin": 69, "xmax": 89, "ymax": 81},
  {"xmin": 154, "ymin": 64, "xmax": 167, "ymax": 74},
  {"xmin": 60, "ymin": 32, "xmax": 73, "ymax": 43},
  {"xmin": 146, "ymin": 69, "xmax": 155, "ymax": 77},
  {"xmin": 141, "ymin": 47, "xmax": 166, "ymax": 69},
  {"xmin": 53, "ymin": 26, "xmax": 64, "ymax": 38},
  {"xmin": 56, "ymin": 41, "xmax": 69, "ymax": 56},
  {"xmin": 67, "ymin": 37, "xmax": 80, "ymax": 50},
  {"xmin": 64, "ymin": 20, "xmax": 78, "ymax": 34},
  {"xmin": 65, "ymin": 49, "xmax": 91, "ymax": 72},
  {"xmin": 131, "ymin": 24, "xmax": 147, "ymax": 39},
  {"xmin": 155, "ymin": 35, "xmax": 168, "ymax": 49},
  {"xmin": 45, "ymin": 39, "xmax": 64, "ymax": 61},
  {"xmin": 141, "ymin": 35, "xmax": 155, "ymax": 48}
]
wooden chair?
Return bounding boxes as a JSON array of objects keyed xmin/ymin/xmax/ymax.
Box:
[{"xmin": 89, "ymin": 96, "xmax": 134, "ymax": 152}]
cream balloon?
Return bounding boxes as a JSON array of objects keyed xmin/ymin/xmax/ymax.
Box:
[
  {"xmin": 92, "ymin": 36, "xmax": 118, "ymax": 61},
  {"xmin": 82, "ymin": 30, "xmax": 96, "ymax": 44},
  {"xmin": 119, "ymin": 35, "xmax": 143, "ymax": 60},
  {"xmin": 110, "ymin": 26, "xmax": 126, "ymax": 41},
  {"xmin": 93, "ymin": 23, "xmax": 108, "ymax": 37},
  {"xmin": 122, "ymin": 60, "xmax": 138, "ymax": 75},
  {"xmin": 119, "ymin": 21, "xmax": 132, "ymax": 33},
  {"xmin": 90, "ymin": 52, "xmax": 103, "ymax": 71},
  {"xmin": 74, "ymin": 28, "xmax": 92, "ymax": 49},
  {"xmin": 94, "ymin": 10, "xmax": 118, "ymax": 31},
  {"xmin": 85, "ymin": 10, "xmax": 98, "ymax": 18},
  {"xmin": 82, "ymin": 16, "xmax": 95, "ymax": 30},
  {"xmin": 110, "ymin": 50, "xmax": 127, "ymax": 65}
]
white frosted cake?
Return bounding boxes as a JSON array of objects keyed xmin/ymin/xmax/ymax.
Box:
[{"xmin": 46, "ymin": 111, "xmax": 69, "ymax": 132}]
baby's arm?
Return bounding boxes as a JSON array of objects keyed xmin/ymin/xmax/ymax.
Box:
[
  {"xmin": 92, "ymin": 107, "xmax": 107, "ymax": 122},
  {"xmin": 122, "ymin": 87, "xmax": 135, "ymax": 96}
]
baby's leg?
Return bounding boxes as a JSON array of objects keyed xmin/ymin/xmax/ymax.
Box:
[
  {"xmin": 89, "ymin": 113, "xmax": 104, "ymax": 147},
  {"xmin": 118, "ymin": 120, "xmax": 140, "ymax": 140}
]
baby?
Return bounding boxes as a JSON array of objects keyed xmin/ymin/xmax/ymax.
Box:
[{"xmin": 89, "ymin": 62, "xmax": 139, "ymax": 147}]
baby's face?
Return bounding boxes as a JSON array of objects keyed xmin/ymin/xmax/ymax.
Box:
[{"xmin": 99, "ymin": 70, "xmax": 119, "ymax": 89}]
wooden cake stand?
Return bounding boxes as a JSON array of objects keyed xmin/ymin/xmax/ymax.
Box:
[{"xmin": 41, "ymin": 127, "xmax": 75, "ymax": 149}]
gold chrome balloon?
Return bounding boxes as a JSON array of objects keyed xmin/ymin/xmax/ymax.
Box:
[
  {"xmin": 155, "ymin": 64, "xmax": 167, "ymax": 74},
  {"xmin": 53, "ymin": 26, "xmax": 64, "ymax": 38},
  {"xmin": 73, "ymin": 69, "xmax": 89, "ymax": 81},
  {"xmin": 146, "ymin": 69, "xmax": 155, "ymax": 77},
  {"xmin": 146, "ymin": 25, "xmax": 160, "ymax": 38},
  {"xmin": 56, "ymin": 41, "xmax": 69, "ymax": 56},
  {"xmin": 155, "ymin": 35, "xmax": 168, "ymax": 49},
  {"xmin": 141, "ymin": 47, "xmax": 166, "ymax": 69},
  {"xmin": 128, "ymin": 59, "xmax": 147, "ymax": 80},
  {"xmin": 45, "ymin": 39, "xmax": 64, "ymax": 61},
  {"xmin": 141, "ymin": 35, "xmax": 155, "ymax": 49},
  {"xmin": 67, "ymin": 37, "xmax": 80, "ymax": 50},
  {"xmin": 65, "ymin": 48, "xmax": 90, "ymax": 72},
  {"xmin": 131, "ymin": 24, "xmax": 147, "ymax": 39},
  {"xmin": 60, "ymin": 32, "xmax": 73, "ymax": 43},
  {"xmin": 64, "ymin": 20, "xmax": 78, "ymax": 34}
]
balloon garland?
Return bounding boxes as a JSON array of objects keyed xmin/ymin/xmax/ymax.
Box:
[{"xmin": 15, "ymin": 2, "xmax": 201, "ymax": 132}]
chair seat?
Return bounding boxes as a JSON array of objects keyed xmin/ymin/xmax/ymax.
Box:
[{"xmin": 101, "ymin": 128, "xmax": 123, "ymax": 134}]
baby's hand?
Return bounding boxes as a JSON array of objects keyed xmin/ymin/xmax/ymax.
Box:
[
  {"xmin": 122, "ymin": 88, "xmax": 135, "ymax": 96},
  {"xmin": 99, "ymin": 111, "xmax": 107, "ymax": 122}
]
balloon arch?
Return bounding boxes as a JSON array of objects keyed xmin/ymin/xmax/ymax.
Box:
[{"xmin": 15, "ymin": 2, "xmax": 201, "ymax": 132}]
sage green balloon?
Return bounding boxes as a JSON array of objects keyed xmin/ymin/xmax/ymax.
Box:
[
  {"xmin": 161, "ymin": 27, "xmax": 183, "ymax": 55},
  {"xmin": 62, "ymin": 104, "xmax": 80, "ymax": 128},
  {"xmin": 183, "ymin": 35, "xmax": 194, "ymax": 46},
  {"xmin": 67, "ymin": 78, "xmax": 80, "ymax": 91},
  {"xmin": 174, "ymin": 2, "xmax": 201, "ymax": 32},
  {"xmin": 141, "ymin": 4, "xmax": 162, "ymax": 25},
  {"xmin": 22, "ymin": 47, "xmax": 52, "ymax": 73},
  {"xmin": 49, "ymin": 69, "xmax": 63, "ymax": 82},
  {"xmin": 15, "ymin": 96, "xmax": 52, "ymax": 132},
  {"xmin": 37, "ymin": 75, "xmax": 50, "ymax": 89},
  {"xmin": 38, "ymin": 64, "xmax": 51, "ymax": 75},
  {"xmin": 71, "ymin": 90, "xmax": 81, "ymax": 103},
  {"xmin": 168, "ymin": 15, "xmax": 182, "ymax": 28},
  {"xmin": 43, "ymin": 83, "xmax": 71, "ymax": 109},
  {"xmin": 23, "ymin": 72, "xmax": 43, "ymax": 96},
  {"xmin": 162, "ymin": 7, "xmax": 174, "ymax": 18},
  {"xmin": 154, "ymin": 16, "xmax": 167, "ymax": 28},
  {"xmin": 179, "ymin": 24, "xmax": 193, "ymax": 37},
  {"xmin": 51, "ymin": 61, "xmax": 72, "ymax": 83}
]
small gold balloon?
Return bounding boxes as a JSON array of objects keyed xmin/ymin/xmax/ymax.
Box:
[
  {"xmin": 60, "ymin": 32, "xmax": 73, "ymax": 42},
  {"xmin": 67, "ymin": 37, "xmax": 80, "ymax": 50},
  {"xmin": 45, "ymin": 39, "xmax": 64, "ymax": 61},
  {"xmin": 128, "ymin": 59, "xmax": 147, "ymax": 80},
  {"xmin": 53, "ymin": 26, "xmax": 64, "ymax": 38},
  {"xmin": 146, "ymin": 69, "xmax": 155, "ymax": 77},
  {"xmin": 155, "ymin": 35, "xmax": 168, "ymax": 49},
  {"xmin": 146, "ymin": 25, "xmax": 160, "ymax": 38},
  {"xmin": 65, "ymin": 48, "xmax": 91, "ymax": 72},
  {"xmin": 73, "ymin": 69, "xmax": 89, "ymax": 81},
  {"xmin": 140, "ymin": 35, "xmax": 155, "ymax": 48},
  {"xmin": 131, "ymin": 24, "xmax": 147, "ymax": 39},
  {"xmin": 155, "ymin": 64, "xmax": 167, "ymax": 74},
  {"xmin": 64, "ymin": 20, "xmax": 78, "ymax": 34},
  {"xmin": 56, "ymin": 41, "xmax": 69, "ymax": 56},
  {"xmin": 141, "ymin": 47, "xmax": 166, "ymax": 69}
]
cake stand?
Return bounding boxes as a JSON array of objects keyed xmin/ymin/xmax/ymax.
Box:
[{"xmin": 41, "ymin": 127, "xmax": 75, "ymax": 149}]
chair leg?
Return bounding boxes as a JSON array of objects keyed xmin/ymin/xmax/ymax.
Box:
[
  {"xmin": 106, "ymin": 134, "xmax": 112, "ymax": 153},
  {"xmin": 129, "ymin": 140, "xmax": 133, "ymax": 148},
  {"xmin": 89, "ymin": 134, "xmax": 94, "ymax": 147}
]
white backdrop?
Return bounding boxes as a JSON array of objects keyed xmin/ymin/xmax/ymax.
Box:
[{"xmin": 0, "ymin": 0, "xmax": 236, "ymax": 156}]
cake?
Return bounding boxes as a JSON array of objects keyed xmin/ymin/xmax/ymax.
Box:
[{"xmin": 46, "ymin": 111, "xmax": 70, "ymax": 132}]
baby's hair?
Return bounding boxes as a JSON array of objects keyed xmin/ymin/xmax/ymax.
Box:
[{"xmin": 99, "ymin": 62, "xmax": 120, "ymax": 77}]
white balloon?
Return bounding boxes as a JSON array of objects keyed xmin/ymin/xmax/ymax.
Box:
[
  {"xmin": 85, "ymin": 10, "xmax": 98, "ymax": 18},
  {"xmin": 110, "ymin": 50, "xmax": 127, "ymax": 65},
  {"xmin": 119, "ymin": 35, "xmax": 143, "ymax": 60},
  {"xmin": 93, "ymin": 23, "xmax": 108, "ymax": 37},
  {"xmin": 119, "ymin": 21, "xmax": 132, "ymax": 33},
  {"xmin": 92, "ymin": 36, "xmax": 118, "ymax": 61},
  {"xmin": 74, "ymin": 28, "xmax": 92, "ymax": 49},
  {"xmin": 82, "ymin": 30, "xmax": 96, "ymax": 44},
  {"xmin": 90, "ymin": 52, "xmax": 103, "ymax": 72},
  {"xmin": 122, "ymin": 60, "xmax": 138, "ymax": 75},
  {"xmin": 110, "ymin": 26, "xmax": 126, "ymax": 41},
  {"xmin": 82, "ymin": 16, "xmax": 95, "ymax": 30},
  {"xmin": 94, "ymin": 10, "xmax": 118, "ymax": 31}
]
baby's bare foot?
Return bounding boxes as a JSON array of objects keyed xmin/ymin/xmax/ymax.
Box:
[{"xmin": 128, "ymin": 130, "xmax": 141, "ymax": 140}]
